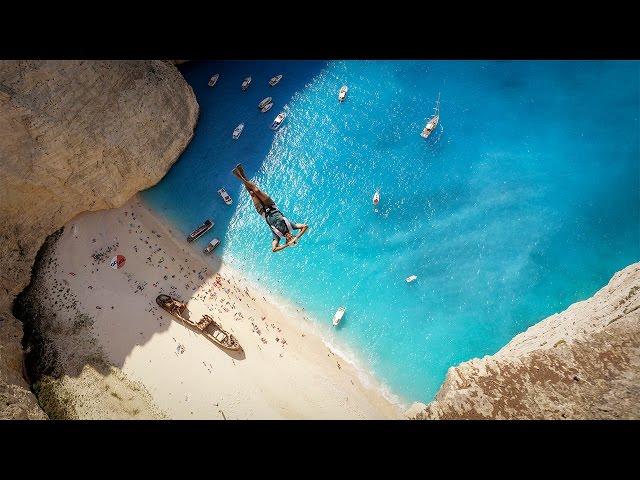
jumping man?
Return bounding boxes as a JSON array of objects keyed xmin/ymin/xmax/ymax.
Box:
[{"xmin": 232, "ymin": 164, "xmax": 309, "ymax": 252}]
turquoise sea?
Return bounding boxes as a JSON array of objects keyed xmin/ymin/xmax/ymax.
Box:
[{"xmin": 141, "ymin": 60, "xmax": 640, "ymax": 404}]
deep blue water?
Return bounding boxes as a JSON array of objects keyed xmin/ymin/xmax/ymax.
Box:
[{"xmin": 141, "ymin": 60, "xmax": 640, "ymax": 404}]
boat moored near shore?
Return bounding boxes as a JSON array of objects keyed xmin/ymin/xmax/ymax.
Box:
[
  {"xmin": 204, "ymin": 238, "xmax": 221, "ymax": 254},
  {"xmin": 187, "ymin": 219, "xmax": 213, "ymax": 242}
]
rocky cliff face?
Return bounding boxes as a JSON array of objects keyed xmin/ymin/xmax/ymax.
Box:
[
  {"xmin": 408, "ymin": 263, "xmax": 640, "ymax": 419},
  {"xmin": 0, "ymin": 60, "xmax": 198, "ymax": 419}
]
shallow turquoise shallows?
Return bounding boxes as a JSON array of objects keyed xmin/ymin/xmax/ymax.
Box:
[{"xmin": 141, "ymin": 60, "xmax": 640, "ymax": 404}]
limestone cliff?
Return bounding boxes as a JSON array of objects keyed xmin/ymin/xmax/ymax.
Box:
[
  {"xmin": 408, "ymin": 263, "xmax": 640, "ymax": 419},
  {"xmin": 0, "ymin": 60, "xmax": 198, "ymax": 419}
]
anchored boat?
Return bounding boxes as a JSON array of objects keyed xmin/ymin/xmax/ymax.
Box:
[
  {"xmin": 208, "ymin": 74, "xmax": 219, "ymax": 87},
  {"xmin": 258, "ymin": 97, "xmax": 273, "ymax": 110},
  {"xmin": 332, "ymin": 306, "xmax": 346, "ymax": 326},
  {"xmin": 187, "ymin": 219, "xmax": 213, "ymax": 242},
  {"xmin": 218, "ymin": 188, "xmax": 232, "ymax": 205},
  {"xmin": 241, "ymin": 76, "xmax": 252, "ymax": 91},
  {"xmin": 261, "ymin": 102, "xmax": 274, "ymax": 113},
  {"xmin": 338, "ymin": 85, "xmax": 348, "ymax": 102},
  {"xmin": 421, "ymin": 93, "xmax": 440, "ymax": 139},
  {"xmin": 204, "ymin": 238, "xmax": 220, "ymax": 254},
  {"xmin": 271, "ymin": 112, "xmax": 287, "ymax": 130},
  {"xmin": 269, "ymin": 74, "xmax": 283, "ymax": 86},
  {"xmin": 232, "ymin": 123, "xmax": 244, "ymax": 139},
  {"xmin": 156, "ymin": 295, "xmax": 242, "ymax": 351}
]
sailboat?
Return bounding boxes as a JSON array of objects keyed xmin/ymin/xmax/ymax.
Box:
[{"xmin": 420, "ymin": 93, "xmax": 440, "ymax": 139}]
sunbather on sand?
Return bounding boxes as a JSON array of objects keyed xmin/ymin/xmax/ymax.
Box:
[{"xmin": 232, "ymin": 164, "xmax": 308, "ymax": 252}]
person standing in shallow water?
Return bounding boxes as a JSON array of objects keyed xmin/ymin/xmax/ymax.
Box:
[{"xmin": 232, "ymin": 164, "xmax": 309, "ymax": 252}]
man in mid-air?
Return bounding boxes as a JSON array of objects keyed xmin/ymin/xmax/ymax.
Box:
[{"xmin": 232, "ymin": 164, "xmax": 308, "ymax": 252}]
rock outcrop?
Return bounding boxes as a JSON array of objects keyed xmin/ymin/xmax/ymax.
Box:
[
  {"xmin": 0, "ymin": 60, "xmax": 198, "ymax": 419},
  {"xmin": 408, "ymin": 263, "xmax": 640, "ymax": 419}
]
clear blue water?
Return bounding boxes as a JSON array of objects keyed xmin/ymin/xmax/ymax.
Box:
[{"xmin": 141, "ymin": 60, "xmax": 640, "ymax": 404}]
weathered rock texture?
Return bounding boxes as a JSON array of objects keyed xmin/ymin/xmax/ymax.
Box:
[
  {"xmin": 0, "ymin": 60, "xmax": 198, "ymax": 419},
  {"xmin": 409, "ymin": 263, "xmax": 640, "ymax": 419}
]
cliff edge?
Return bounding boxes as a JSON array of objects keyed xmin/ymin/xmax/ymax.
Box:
[
  {"xmin": 0, "ymin": 60, "xmax": 198, "ymax": 419},
  {"xmin": 408, "ymin": 263, "xmax": 640, "ymax": 419}
]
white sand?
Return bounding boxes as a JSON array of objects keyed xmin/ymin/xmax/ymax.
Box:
[{"xmin": 46, "ymin": 196, "xmax": 402, "ymax": 419}]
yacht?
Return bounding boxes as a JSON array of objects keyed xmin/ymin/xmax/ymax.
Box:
[
  {"xmin": 232, "ymin": 123, "xmax": 244, "ymax": 139},
  {"xmin": 261, "ymin": 102, "xmax": 274, "ymax": 113},
  {"xmin": 269, "ymin": 74, "xmax": 283, "ymax": 86},
  {"xmin": 258, "ymin": 97, "xmax": 273, "ymax": 109},
  {"xmin": 421, "ymin": 93, "xmax": 441, "ymax": 139},
  {"xmin": 271, "ymin": 112, "xmax": 287, "ymax": 130},
  {"xmin": 241, "ymin": 76, "xmax": 252, "ymax": 91},
  {"xmin": 208, "ymin": 74, "xmax": 219, "ymax": 87},
  {"xmin": 338, "ymin": 85, "xmax": 348, "ymax": 102}
]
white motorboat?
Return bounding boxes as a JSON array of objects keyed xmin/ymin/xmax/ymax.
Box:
[
  {"xmin": 338, "ymin": 85, "xmax": 348, "ymax": 102},
  {"xmin": 261, "ymin": 102, "xmax": 274, "ymax": 113},
  {"xmin": 421, "ymin": 93, "xmax": 440, "ymax": 139},
  {"xmin": 241, "ymin": 76, "xmax": 252, "ymax": 91},
  {"xmin": 269, "ymin": 74, "xmax": 283, "ymax": 86},
  {"xmin": 406, "ymin": 275, "xmax": 417, "ymax": 283},
  {"xmin": 232, "ymin": 123, "xmax": 244, "ymax": 139},
  {"xmin": 218, "ymin": 188, "xmax": 232, "ymax": 205},
  {"xmin": 258, "ymin": 97, "xmax": 273, "ymax": 109},
  {"xmin": 203, "ymin": 238, "xmax": 221, "ymax": 255},
  {"xmin": 208, "ymin": 74, "xmax": 219, "ymax": 87},
  {"xmin": 373, "ymin": 189, "xmax": 380, "ymax": 205},
  {"xmin": 332, "ymin": 307, "xmax": 346, "ymax": 326},
  {"xmin": 271, "ymin": 112, "xmax": 287, "ymax": 130}
]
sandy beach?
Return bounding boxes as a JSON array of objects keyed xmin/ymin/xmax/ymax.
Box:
[{"xmin": 24, "ymin": 196, "xmax": 402, "ymax": 419}]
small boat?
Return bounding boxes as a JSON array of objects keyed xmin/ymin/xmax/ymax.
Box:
[
  {"xmin": 258, "ymin": 97, "xmax": 273, "ymax": 109},
  {"xmin": 187, "ymin": 219, "xmax": 213, "ymax": 242},
  {"xmin": 232, "ymin": 123, "xmax": 244, "ymax": 139},
  {"xmin": 218, "ymin": 188, "xmax": 232, "ymax": 205},
  {"xmin": 332, "ymin": 306, "xmax": 346, "ymax": 326},
  {"xmin": 271, "ymin": 112, "xmax": 287, "ymax": 130},
  {"xmin": 373, "ymin": 189, "xmax": 380, "ymax": 205},
  {"xmin": 338, "ymin": 85, "xmax": 348, "ymax": 102},
  {"xmin": 269, "ymin": 74, "xmax": 283, "ymax": 86},
  {"xmin": 204, "ymin": 238, "xmax": 221, "ymax": 254},
  {"xmin": 406, "ymin": 275, "xmax": 417, "ymax": 283},
  {"xmin": 421, "ymin": 93, "xmax": 440, "ymax": 139},
  {"xmin": 261, "ymin": 102, "xmax": 274, "ymax": 113},
  {"xmin": 208, "ymin": 74, "xmax": 219, "ymax": 87},
  {"xmin": 156, "ymin": 295, "xmax": 242, "ymax": 351},
  {"xmin": 241, "ymin": 76, "xmax": 252, "ymax": 91}
]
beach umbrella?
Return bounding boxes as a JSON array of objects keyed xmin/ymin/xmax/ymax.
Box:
[{"xmin": 109, "ymin": 254, "xmax": 126, "ymax": 270}]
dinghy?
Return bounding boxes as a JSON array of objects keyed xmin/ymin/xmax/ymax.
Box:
[
  {"xmin": 332, "ymin": 307, "xmax": 346, "ymax": 326},
  {"xmin": 421, "ymin": 93, "xmax": 440, "ymax": 139},
  {"xmin": 156, "ymin": 295, "xmax": 242, "ymax": 351}
]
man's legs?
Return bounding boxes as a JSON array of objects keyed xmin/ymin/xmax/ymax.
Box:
[{"xmin": 232, "ymin": 164, "xmax": 274, "ymax": 206}]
